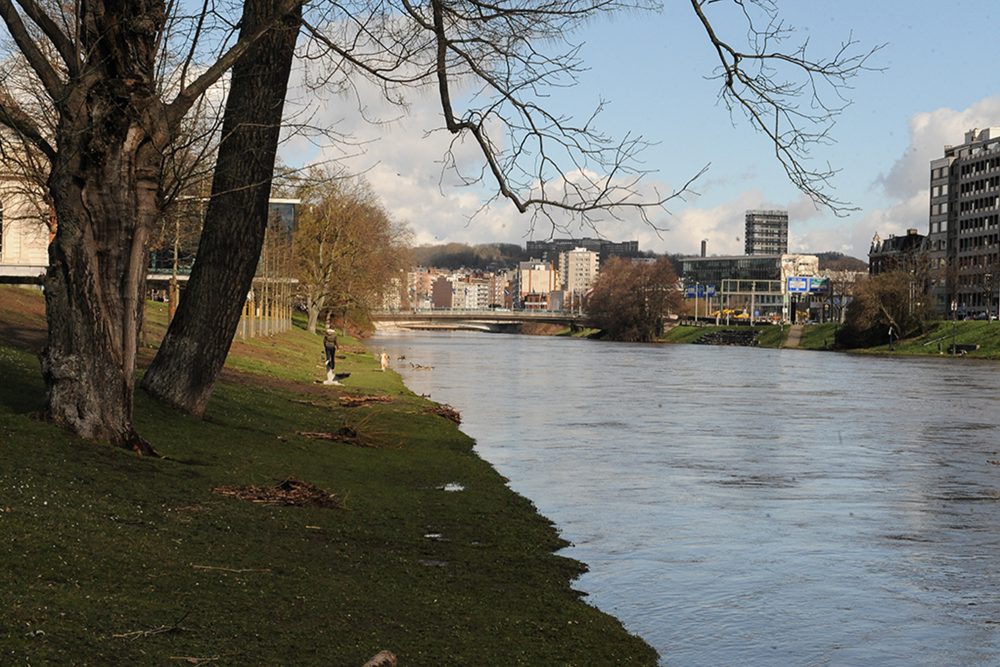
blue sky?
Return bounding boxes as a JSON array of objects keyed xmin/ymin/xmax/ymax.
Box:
[{"xmin": 282, "ymin": 0, "xmax": 1000, "ymax": 260}]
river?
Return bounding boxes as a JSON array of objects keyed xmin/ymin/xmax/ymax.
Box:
[{"xmin": 373, "ymin": 330, "xmax": 1000, "ymax": 666}]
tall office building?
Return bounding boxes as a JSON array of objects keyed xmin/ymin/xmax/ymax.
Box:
[
  {"xmin": 928, "ymin": 127, "xmax": 1000, "ymax": 316},
  {"xmin": 744, "ymin": 210, "xmax": 789, "ymax": 255}
]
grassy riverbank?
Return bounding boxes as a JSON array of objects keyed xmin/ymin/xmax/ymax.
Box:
[
  {"xmin": 660, "ymin": 319, "xmax": 1000, "ymax": 358},
  {"xmin": 0, "ymin": 287, "xmax": 657, "ymax": 665}
]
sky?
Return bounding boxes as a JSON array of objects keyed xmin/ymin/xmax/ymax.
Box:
[{"xmin": 279, "ymin": 0, "xmax": 1000, "ymax": 260}]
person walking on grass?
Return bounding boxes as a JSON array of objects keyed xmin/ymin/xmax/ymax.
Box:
[{"xmin": 323, "ymin": 327, "xmax": 340, "ymax": 385}]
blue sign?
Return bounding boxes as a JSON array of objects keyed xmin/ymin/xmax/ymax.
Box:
[
  {"xmin": 787, "ymin": 277, "xmax": 810, "ymax": 293},
  {"xmin": 685, "ymin": 284, "xmax": 716, "ymax": 298}
]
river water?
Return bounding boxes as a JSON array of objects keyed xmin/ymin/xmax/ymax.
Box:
[{"xmin": 373, "ymin": 330, "xmax": 1000, "ymax": 666}]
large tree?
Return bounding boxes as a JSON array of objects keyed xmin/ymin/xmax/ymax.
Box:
[
  {"xmin": 0, "ymin": 1, "xmax": 303, "ymax": 449},
  {"xmin": 837, "ymin": 270, "xmax": 933, "ymax": 348},
  {"xmin": 588, "ymin": 257, "xmax": 680, "ymax": 342},
  {"xmin": 293, "ymin": 174, "xmax": 411, "ymax": 334},
  {"xmin": 139, "ymin": 0, "xmax": 302, "ymax": 415}
]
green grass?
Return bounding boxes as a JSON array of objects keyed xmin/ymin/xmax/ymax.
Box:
[
  {"xmin": 797, "ymin": 323, "xmax": 839, "ymax": 350},
  {"xmin": 0, "ymin": 287, "xmax": 657, "ymax": 666},
  {"xmin": 859, "ymin": 320, "xmax": 1000, "ymax": 359}
]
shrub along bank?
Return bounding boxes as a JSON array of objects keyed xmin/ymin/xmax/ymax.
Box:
[{"xmin": 0, "ymin": 287, "xmax": 657, "ymax": 666}]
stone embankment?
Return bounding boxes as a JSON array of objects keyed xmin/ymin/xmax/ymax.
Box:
[{"xmin": 694, "ymin": 329, "xmax": 759, "ymax": 346}]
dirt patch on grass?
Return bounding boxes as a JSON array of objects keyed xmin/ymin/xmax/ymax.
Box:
[{"xmin": 213, "ymin": 477, "xmax": 343, "ymax": 509}]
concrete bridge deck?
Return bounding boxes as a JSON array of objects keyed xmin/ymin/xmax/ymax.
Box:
[{"xmin": 371, "ymin": 309, "xmax": 589, "ymax": 332}]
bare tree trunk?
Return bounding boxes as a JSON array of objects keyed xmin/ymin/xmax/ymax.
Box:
[
  {"xmin": 141, "ymin": 0, "xmax": 301, "ymax": 415},
  {"xmin": 41, "ymin": 4, "xmax": 165, "ymax": 452},
  {"xmin": 44, "ymin": 150, "xmax": 159, "ymax": 450}
]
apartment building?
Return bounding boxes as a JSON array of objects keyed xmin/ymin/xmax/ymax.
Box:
[
  {"xmin": 558, "ymin": 247, "xmax": 599, "ymax": 296},
  {"xmin": 744, "ymin": 210, "xmax": 789, "ymax": 255},
  {"xmin": 928, "ymin": 127, "xmax": 1000, "ymax": 316}
]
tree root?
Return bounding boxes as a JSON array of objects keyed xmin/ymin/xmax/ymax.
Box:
[{"xmin": 123, "ymin": 430, "xmax": 161, "ymax": 458}]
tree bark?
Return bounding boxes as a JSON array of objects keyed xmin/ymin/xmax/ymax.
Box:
[
  {"xmin": 41, "ymin": 3, "xmax": 166, "ymax": 452},
  {"xmin": 141, "ymin": 0, "xmax": 301, "ymax": 415}
]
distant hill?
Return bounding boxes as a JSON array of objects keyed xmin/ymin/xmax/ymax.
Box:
[
  {"xmin": 816, "ymin": 252, "xmax": 868, "ymax": 272},
  {"xmin": 411, "ymin": 242, "xmax": 529, "ymax": 270}
]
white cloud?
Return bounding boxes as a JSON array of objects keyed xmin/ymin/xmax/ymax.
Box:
[{"xmin": 879, "ymin": 96, "xmax": 1000, "ymax": 199}]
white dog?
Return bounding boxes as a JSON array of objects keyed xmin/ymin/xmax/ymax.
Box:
[{"xmin": 379, "ymin": 351, "xmax": 390, "ymax": 372}]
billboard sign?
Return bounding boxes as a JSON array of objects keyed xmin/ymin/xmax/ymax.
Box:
[
  {"xmin": 787, "ymin": 276, "xmax": 828, "ymax": 294},
  {"xmin": 787, "ymin": 276, "xmax": 810, "ymax": 293}
]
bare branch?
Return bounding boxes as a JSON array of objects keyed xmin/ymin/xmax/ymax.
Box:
[
  {"xmin": 0, "ymin": 88, "xmax": 55, "ymax": 160},
  {"xmin": 690, "ymin": 0, "xmax": 884, "ymax": 215},
  {"xmin": 0, "ymin": 0, "xmax": 65, "ymax": 98},
  {"xmin": 12, "ymin": 0, "xmax": 78, "ymax": 75},
  {"xmin": 166, "ymin": 0, "xmax": 305, "ymax": 126}
]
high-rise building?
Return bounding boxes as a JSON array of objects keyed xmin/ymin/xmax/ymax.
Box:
[
  {"xmin": 928, "ymin": 127, "xmax": 1000, "ymax": 316},
  {"xmin": 558, "ymin": 247, "xmax": 600, "ymax": 297},
  {"xmin": 744, "ymin": 210, "xmax": 788, "ymax": 255}
]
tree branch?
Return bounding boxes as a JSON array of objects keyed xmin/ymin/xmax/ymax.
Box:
[
  {"xmin": 0, "ymin": 0, "xmax": 65, "ymax": 99},
  {"xmin": 0, "ymin": 89, "xmax": 55, "ymax": 160},
  {"xmin": 165, "ymin": 0, "xmax": 305, "ymax": 127},
  {"xmin": 12, "ymin": 0, "xmax": 78, "ymax": 76},
  {"xmin": 689, "ymin": 0, "xmax": 884, "ymax": 215}
]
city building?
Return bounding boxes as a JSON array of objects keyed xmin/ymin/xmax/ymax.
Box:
[
  {"xmin": 868, "ymin": 229, "xmax": 927, "ymax": 276},
  {"xmin": 431, "ymin": 275, "xmax": 453, "ymax": 309},
  {"xmin": 0, "ymin": 172, "xmax": 49, "ymax": 279},
  {"xmin": 558, "ymin": 247, "xmax": 599, "ymax": 307},
  {"xmin": 927, "ymin": 127, "xmax": 1000, "ymax": 317},
  {"xmin": 526, "ymin": 237, "xmax": 638, "ymax": 263},
  {"xmin": 513, "ymin": 259, "xmax": 560, "ymax": 310},
  {"xmin": 681, "ymin": 253, "xmax": 819, "ymax": 321},
  {"xmin": 744, "ymin": 210, "xmax": 789, "ymax": 255}
]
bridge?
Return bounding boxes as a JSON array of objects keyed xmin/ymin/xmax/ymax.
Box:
[{"xmin": 371, "ymin": 309, "xmax": 590, "ymax": 332}]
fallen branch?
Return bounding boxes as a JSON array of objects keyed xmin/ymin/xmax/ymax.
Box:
[
  {"xmin": 426, "ymin": 404, "xmax": 461, "ymax": 425},
  {"xmin": 113, "ymin": 612, "xmax": 190, "ymax": 640},
  {"xmin": 212, "ymin": 478, "xmax": 343, "ymax": 509},
  {"xmin": 339, "ymin": 395, "xmax": 393, "ymax": 408},
  {"xmin": 191, "ymin": 565, "xmax": 272, "ymax": 574}
]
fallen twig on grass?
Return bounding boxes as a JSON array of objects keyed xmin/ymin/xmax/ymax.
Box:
[
  {"xmin": 169, "ymin": 657, "xmax": 220, "ymax": 665},
  {"xmin": 112, "ymin": 612, "xmax": 190, "ymax": 640},
  {"xmin": 339, "ymin": 394, "xmax": 393, "ymax": 408},
  {"xmin": 297, "ymin": 413, "xmax": 399, "ymax": 449},
  {"xmin": 426, "ymin": 404, "xmax": 461, "ymax": 425},
  {"xmin": 212, "ymin": 478, "xmax": 343, "ymax": 509},
  {"xmin": 191, "ymin": 565, "xmax": 272, "ymax": 574}
]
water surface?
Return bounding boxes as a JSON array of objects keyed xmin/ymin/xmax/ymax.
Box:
[{"xmin": 374, "ymin": 331, "xmax": 1000, "ymax": 666}]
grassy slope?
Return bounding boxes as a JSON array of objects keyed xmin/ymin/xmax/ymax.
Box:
[
  {"xmin": 0, "ymin": 287, "xmax": 656, "ymax": 666},
  {"xmin": 856, "ymin": 320, "xmax": 1000, "ymax": 359},
  {"xmin": 661, "ymin": 319, "xmax": 1000, "ymax": 358}
]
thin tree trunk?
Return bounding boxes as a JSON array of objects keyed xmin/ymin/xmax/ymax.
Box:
[{"xmin": 141, "ymin": 0, "xmax": 301, "ymax": 415}]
